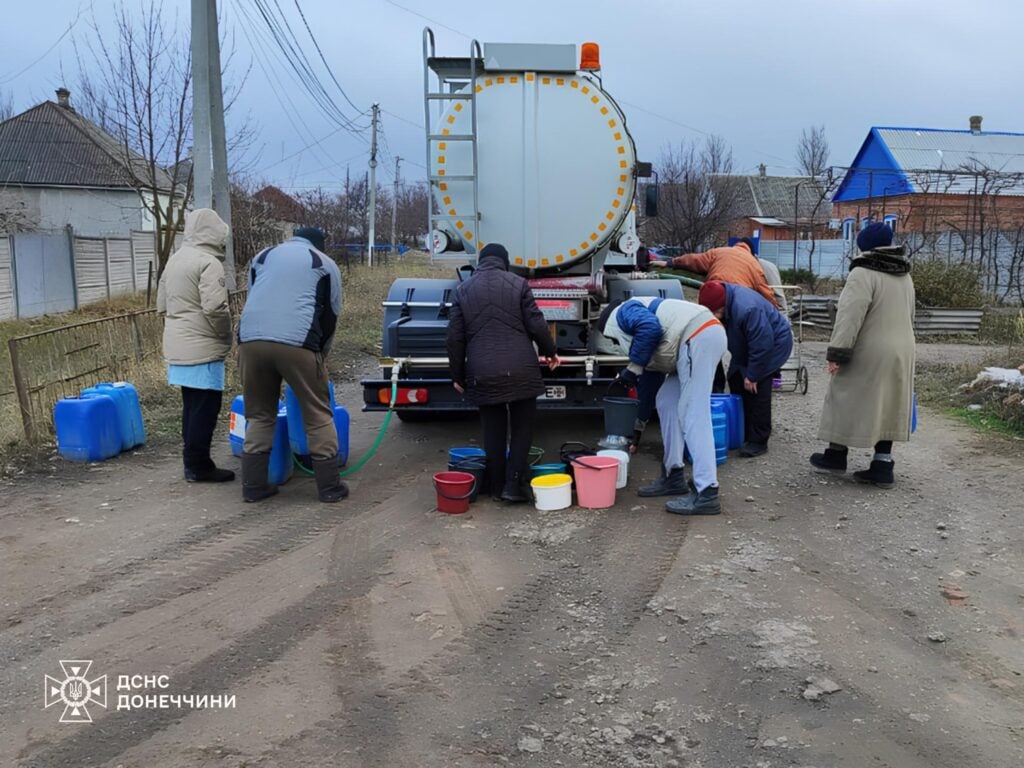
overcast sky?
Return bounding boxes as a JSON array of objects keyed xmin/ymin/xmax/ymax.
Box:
[{"xmin": 2, "ymin": 0, "xmax": 1022, "ymax": 193}]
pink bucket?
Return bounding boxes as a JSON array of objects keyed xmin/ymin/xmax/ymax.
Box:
[{"xmin": 570, "ymin": 455, "xmax": 619, "ymax": 509}]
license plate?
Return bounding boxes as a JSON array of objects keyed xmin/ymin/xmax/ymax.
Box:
[{"xmin": 539, "ymin": 385, "xmax": 566, "ymax": 400}]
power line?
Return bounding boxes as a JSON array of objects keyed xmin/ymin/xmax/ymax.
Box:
[
  {"xmin": 0, "ymin": 2, "xmax": 84, "ymax": 84},
  {"xmin": 381, "ymin": 0, "xmax": 471, "ymax": 39},
  {"xmin": 290, "ymin": 0, "xmax": 365, "ymax": 114}
]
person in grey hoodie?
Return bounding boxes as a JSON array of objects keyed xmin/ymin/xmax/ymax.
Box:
[
  {"xmin": 157, "ymin": 208, "xmax": 234, "ymax": 483},
  {"xmin": 237, "ymin": 227, "xmax": 344, "ymax": 503}
]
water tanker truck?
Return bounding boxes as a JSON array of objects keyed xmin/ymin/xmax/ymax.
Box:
[{"xmin": 361, "ymin": 30, "xmax": 689, "ymax": 419}]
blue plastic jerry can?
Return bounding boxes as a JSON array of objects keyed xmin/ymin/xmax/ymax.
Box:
[
  {"xmin": 284, "ymin": 382, "xmax": 350, "ymax": 465},
  {"xmin": 228, "ymin": 395, "xmax": 246, "ymax": 457},
  {"xmin": 54, "ymin": 395, "xmax": 122, "ymax": 462},
  {"xmin": 268, "ymin": 404, "xmax": 293, "ymax": 485}
]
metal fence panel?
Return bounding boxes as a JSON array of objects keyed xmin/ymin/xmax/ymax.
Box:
[
  {"xmin": 0, "ymin": 235, "xmax": 14, "ymax": 320},
  {"xmin": 107, "ymin": 239, "xmax": 134, "ymax": 296},
  {"xmin": 73, "ymin": 237, "xmax": 108, "ymax": 305},
  {"xmin": 12, "ymin": 232, "xmax": 76, "ymax": 317},
  {"xmin": 758, "ymin": 240, "xmax": 850, "ymax": 278}
]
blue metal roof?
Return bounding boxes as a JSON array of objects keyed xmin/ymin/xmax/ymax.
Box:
[{"xmin": 834, "ymin": 126, "xmax": 1024, "ymax": 201}]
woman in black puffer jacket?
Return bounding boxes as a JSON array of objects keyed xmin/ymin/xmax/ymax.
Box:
[{"xmin": 447, "ymin": 243, "xmax": 560, "ymax": 501}]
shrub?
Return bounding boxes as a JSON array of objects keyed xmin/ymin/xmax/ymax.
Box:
[
  {"xmin": 779, "ymin": 268, "xmax": 816, "ymax": 288},
  {"xmin": 911, "ymin": 260, "xmax": 987, "ymax": 308}
]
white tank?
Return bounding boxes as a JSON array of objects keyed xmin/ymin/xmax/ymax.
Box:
[{"xmin": 430, "ymin": 71, "xmax": 637, "ymax": 272}]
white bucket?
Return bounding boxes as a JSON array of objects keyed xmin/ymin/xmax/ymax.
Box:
[
  {"xmin": 598, "ymin": 449, "xmax": 629, "ymax": 489},
  {"xmin": 530, "ymin": 473, "xmax": 572, "ymax": 511}
]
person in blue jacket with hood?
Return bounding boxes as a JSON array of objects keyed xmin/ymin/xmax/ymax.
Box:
[{"xmin": 698, "ymin": 281, "xmax": 793, "ymax": 457}]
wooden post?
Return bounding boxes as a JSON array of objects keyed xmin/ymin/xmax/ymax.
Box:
[
  {"xmin": 8, "ymin": 337, "xmax": 36, "ymax": 442},
  {"xmin": 130, "ymin": 313, "xmax": 144, "ymax": 363},
  {"xmin": 145, "ymin": 261, "xmax": 154, "ymax": 307}
]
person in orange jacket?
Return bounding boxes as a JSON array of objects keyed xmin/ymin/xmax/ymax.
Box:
[{"xmin": 651, "ymin": 238, "xmax": 778, "ymax": 307}]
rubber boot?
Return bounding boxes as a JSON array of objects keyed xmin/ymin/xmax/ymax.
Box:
[
  {"xmin": 666, "ymin": 485, "xmax": 721, "ymax": 516},
  {"xmin": 241, "ymin": 452, "xmax": 278, "ymax": 503},
  {"xmin": 312, "ymin": 456, "xmax": 349, "ymax": 503},
  {"xmin": 500, "ymin": 472, "xmax": 531, "ymax": 504},
  {"xmin": 809, "ymin": 448, "xmax": 848, "ymax": 473},
  {"xmin": 638, "ymin": 465, "xmax": 688, "ymax": 497},
  {"xmin": 853, "ymin": 459, "xmax": 895, "ymax": 489}
]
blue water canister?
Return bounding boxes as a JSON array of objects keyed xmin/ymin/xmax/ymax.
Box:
[
  {"xmin": 284, "ymin": 382, "xmax": 350, "ymax": 465},
  {"xmin": 228, "ymin": 395, "xmax": 246, "ymax": 457},
  {"xmin": 911, "ymin": 392, "xmax": 918, "ymax": 433},
  {"xmin": 711, "ymin": 394, "xmax": 744, "ymax": 450},
  {"xmin": 711, "ymin": 408, "xmax": 728, "ymax": 465},
  {"xmin": 102, "ymin": 382, "xmax": 145, "ymax": 447},
  {"xmin": 268, "ymin": 404, "xmax": 294, "ymax": 485},
  {"xmin": 81, "ymin": 383, "xmax": 132, "ymax": 451},
  {"xmin": 54, "ymin": 394, "xmax": 122, "ymax": 462}
]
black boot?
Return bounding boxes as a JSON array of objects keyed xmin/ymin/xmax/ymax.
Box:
[
  {"xmin": 312, "ymin": 456, "xmax": 349, "ymax": 503},
  {"xmin": 185, "ymin": 464, "xmax": 235, "ymax": 483},
  {"xmin": 241, "ymin": 452, "xmax": 278, "ymax": 503},
  {"xmin": 809, "ymin": 448, "xmax": 848, "ymax": 473},
  {"xmin": 666, "ymin": 485, "xmax": 721, "ymax": 515},
  {"xmin": 853, "ymin": 459, "xmax": 895, "ymax": 489},
  {"xmin": 500, "ymin": 472, "xmax": 531, "ymax": 503},
  {"xmin": 638, "ymin": 466, "xmax": 687, "ymax": 497}
]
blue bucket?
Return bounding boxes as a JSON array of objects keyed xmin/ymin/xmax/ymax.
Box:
[{"xmin": 449, "ymin": 446, "xmax": 486, "ymax": 464}]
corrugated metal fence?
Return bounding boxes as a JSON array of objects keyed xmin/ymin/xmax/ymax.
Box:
[
  {"xmin": 791, "ymin": 296, "xmax": 986, "ymax": 335},
  {"xmin": 0, "ymin": 230, "xmax": 169, "ymax": 321}
]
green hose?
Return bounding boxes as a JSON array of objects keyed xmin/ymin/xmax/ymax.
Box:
[{"xmin": 293, "ymin": 377, "xmax": 397, "ymax": 477}]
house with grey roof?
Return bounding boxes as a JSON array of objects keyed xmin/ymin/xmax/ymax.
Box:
[
  {"xmin": 0, "ymin": 88, "xmax": 175, "ymax": 236},
  {"xmin": 832, "ymin": 116, "xmax": 1024, "ymax": 242},
  {"xmin": 727, "ymin": 164, "xmax": 833, "ymax": 242}
]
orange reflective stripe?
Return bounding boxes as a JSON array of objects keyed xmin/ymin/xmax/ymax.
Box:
[{"xmin": 688, "ymin": 317, "xmax": 722, "ymax": 341}]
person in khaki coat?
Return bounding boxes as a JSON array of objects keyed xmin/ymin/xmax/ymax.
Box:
[
  {"xmin": 157, "ymin": 208, "xmax": 234, "ymax": 482},
  {"xmin": 810, "ymin": 222, "xmax": 915, "ymax": 488}
]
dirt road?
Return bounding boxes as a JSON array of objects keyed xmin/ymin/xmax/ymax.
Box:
[{"xmin": 2, "ymin": 342, "xmax": 1022, "ymax": 767}]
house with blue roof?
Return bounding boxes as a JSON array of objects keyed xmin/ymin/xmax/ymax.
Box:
[{"xmin": 832, "ymin": 116, "xmax": 1024, "ymax": 246}]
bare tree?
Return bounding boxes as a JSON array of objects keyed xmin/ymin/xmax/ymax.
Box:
[
  {"xmin": 796, "ymin": 125, "xmax": 830, "ymax": 177},
  {"xmin": 642, "ymin": 136, "xmax": 741, "ymax": 252},
  {"xmin": 74, "ymin": 1, "xmax": 252, "ymax": 277},
  {"xmin": 230, "ymin": 179, "xmax": 286, "ymax": 268},
  {"xmin": 0, "ymin": 88, "xmax": 14, "ymax": 121}
]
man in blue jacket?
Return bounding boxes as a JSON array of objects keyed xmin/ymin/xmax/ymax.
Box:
[
  {"xmin": 698, "ymin": 281, "xmax": 793, "ymax": 457},
  {"xmin": 238, "ymin": 227, "xmax": 345, "ymax": 503}
]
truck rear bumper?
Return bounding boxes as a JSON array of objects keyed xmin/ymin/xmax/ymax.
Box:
[{"xmin": 361, "ymin": 376, "xmax": 622, "ymax": 414}]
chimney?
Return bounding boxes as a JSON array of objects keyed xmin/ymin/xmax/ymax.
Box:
[
  {"xmin": 758, "ymin": 163, "xmax": 767, "ymax": 177},
  {"xmin": 969, "ymin": 115, "xmax": 982, "ymax": 134},
  {"xmin": 55, "ymin": 87, "xmax": 71, "ymax": 109}
]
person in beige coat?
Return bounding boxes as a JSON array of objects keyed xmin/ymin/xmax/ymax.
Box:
[
  {"xmin": 810, "ymin": 222, "xmax": 915, "ymax": 488},
  {"xmin": 157, "ymin": 208, "xmax": 234, "ymax": 483}
]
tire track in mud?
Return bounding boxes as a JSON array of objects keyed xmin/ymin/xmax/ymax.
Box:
[
  {"xmin": 18, "ymin": 483, "xmax": 438, "ymax": 768},
  {"xmin": 325, "ymin": 506, "xmax": 691, "ymax": 767}
]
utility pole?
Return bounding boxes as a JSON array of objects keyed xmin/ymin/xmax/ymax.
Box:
[
  {"xmin": 367, "ymin": 103, "xmax": 379, "ymax": 267},
  {"xmin": 191, "ymin": 0, "xmax": 234, "ymax": 288},
  {"xmin": 390, "ymin": 155, "xmax": 401, "ymax": 259}
]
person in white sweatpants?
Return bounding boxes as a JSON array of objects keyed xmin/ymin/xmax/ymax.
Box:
[
  {"xmin": 656, "ymin": 324, "xmax": 727, "ymax": 505},
  {"xmin": 598, "ymin": 296, "xmax": 727, "ymax": 515}
]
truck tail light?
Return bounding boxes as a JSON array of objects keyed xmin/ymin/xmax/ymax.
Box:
[{"xmin": 378, "ymin": 387, "xmax": 429, "ymax": 405}]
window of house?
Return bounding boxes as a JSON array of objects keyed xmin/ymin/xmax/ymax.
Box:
[
  {"xmin": 842, "ymin": 218, "xmax": 855, "ymax": 241},
  {"xmin": 860, "ymin": 217, "xmax": 871, "ymax": 230},
  {"xmin": 884, "ymin": 214, "xmax": 898, "ymax": 234}
]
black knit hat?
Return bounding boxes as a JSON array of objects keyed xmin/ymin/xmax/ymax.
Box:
[
  {"xmin": 479, "ymin": 242, "xmax": 510, "ymax": 269},
  {"xmin": 294, "ymin": 226, "xmax": 326, "ymax": 252}
]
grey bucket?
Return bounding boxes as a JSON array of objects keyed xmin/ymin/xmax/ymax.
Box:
[
  {"xmin": 449, "ymin": 457, "xmax": 486, "ymax": 502},
  {"xmin": 603, "ymin": 396, "xmax": 638, "ymax": 438}
]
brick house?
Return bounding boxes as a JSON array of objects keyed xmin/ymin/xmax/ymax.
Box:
[
  {"xmin": 726, "ymin": 165, "xmax": 833, "ymax": 242},
  {"xmin": 831, "ymin": 117, "xmax": 1024, "ymax": 245}
]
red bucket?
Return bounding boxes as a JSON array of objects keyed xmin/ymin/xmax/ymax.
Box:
[{"xmin": 433, "ymin": 471, "xmax": 476, "ymax": 514}]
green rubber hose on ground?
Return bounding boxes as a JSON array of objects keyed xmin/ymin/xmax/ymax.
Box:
[{"xmin": 293, "ymin": 377, "xmax": 397, "ymax": 478}]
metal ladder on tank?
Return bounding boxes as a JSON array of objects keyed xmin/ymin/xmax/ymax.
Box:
[{"xmin": 423, "ymin": 28, "xmax": 482, "ymax": 262}]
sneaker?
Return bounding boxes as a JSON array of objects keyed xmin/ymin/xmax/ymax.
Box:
[
  {"xmin": 638, "ymin": 466, "xmax": 688, "ymax": 497},
  {"xmin": 185, "ymin": 465, "xmax": 235, "ymax": 483},
  {"xmin": 738, "ymin": 442, "xmax": 768, "ymax": 458},
  {"xmin": 809, "ymin": 448, "xmax": 847, "ymax": 473},
  {"xmin": 853, "ymin": 460, "xmax": 895, "ymax": 489},
  {"xmin": 666, "ymin": 485, "xmax": 721, "ymax": 516}
]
